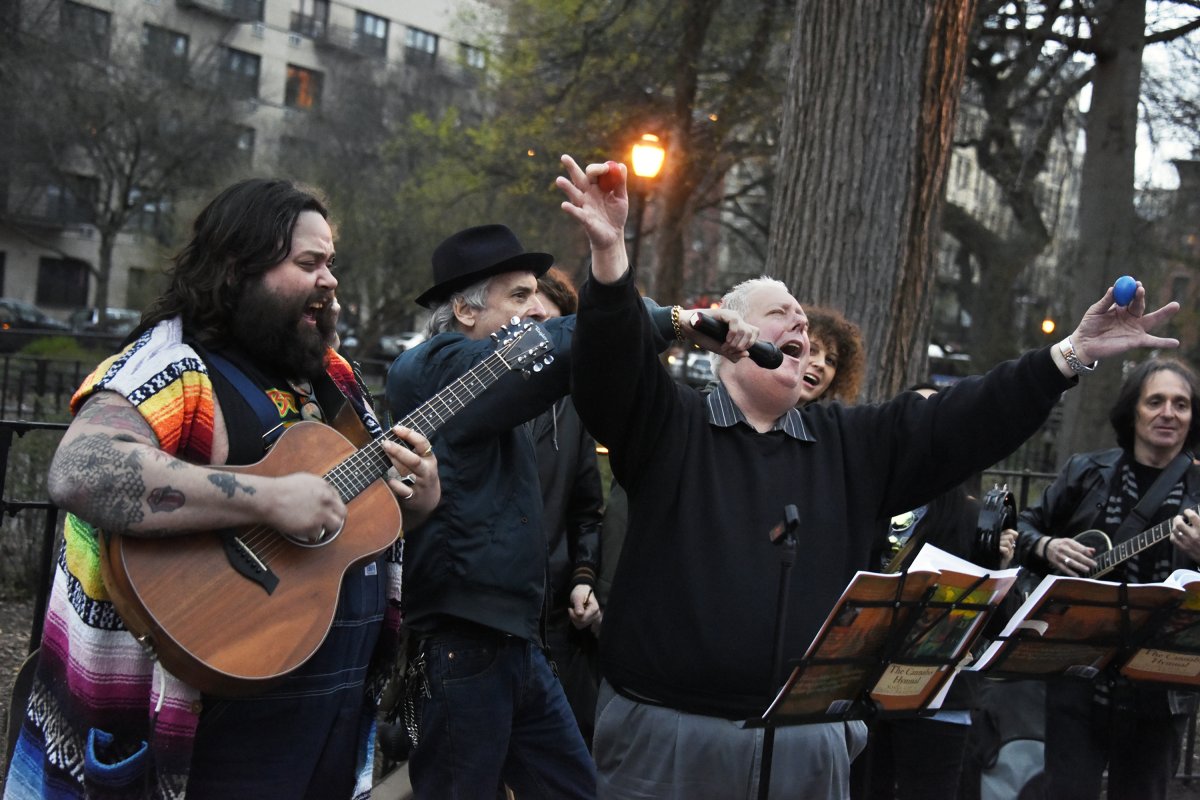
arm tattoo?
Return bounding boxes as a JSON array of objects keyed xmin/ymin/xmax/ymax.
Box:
[
  {"xmin": 208, "ymin": 473, "xmax": 257, "ymax": 498},
  {"xmin": 147, "ymin": 486, "xmax": 186, "ymax": 513},
  {"xmin": 50, "ymin": 434, "xmax": 145, "ymax": 530},
  {"xmin": 75, "ymin": 400, "xmax": 156, "ymax": 437}
]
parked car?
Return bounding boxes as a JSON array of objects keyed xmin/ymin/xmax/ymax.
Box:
[
  {"xmin": 0, "ymin": 298, "xmax": 70, "ymax": 332},
  {"xmin": 373, "ymin": 331, "xmax": 426, "ymax": 359},
  {"xmin": 0, "ymin": 298, "xmax": 71, "ymax": 353},
  {"xmin": 68, "ymin": 307, "xmax": 142, "ymax": 336},
  {"xmin": 683, "ymin": 351, "xmax": 716, "ymax": 387}
]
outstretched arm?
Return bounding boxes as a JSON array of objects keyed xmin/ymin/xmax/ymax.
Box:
[{"xmin": 1053, "ymin": 281, "xmax": 1180, "ymax": 377}]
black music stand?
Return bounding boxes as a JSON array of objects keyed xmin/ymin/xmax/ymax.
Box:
[
  {"xmin": 976, "ymin": 579, "xmax": 1196, "ymax": 687},
  {"xmin": 746, "ymin": 558, "xmax": 1008, "ymax": 798},
  {"xmin": 755, "ymin": 504, "xmax": 799, "ymax": 800}
]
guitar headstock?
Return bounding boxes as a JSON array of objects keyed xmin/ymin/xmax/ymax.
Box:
[{"xmin": 491, "ymin": 318, "xmax": 556, "ymax": 373}]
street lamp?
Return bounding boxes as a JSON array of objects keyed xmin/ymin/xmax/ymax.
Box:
[{"xmin": 629, "ymin": 133, "xmax": 665, "ymax": 273}]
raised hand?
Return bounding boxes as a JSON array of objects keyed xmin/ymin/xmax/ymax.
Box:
[
  {"xmin": 1067, "ymin": 281, "xmax": 1180, "ymax": 366},
  {"xmin": 556, "ymin": 154, "xmax": 630, "ymax": 284}
]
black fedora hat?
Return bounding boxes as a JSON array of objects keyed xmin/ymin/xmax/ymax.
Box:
[{"xmin": 416, "ymin": 224, "xmax": 554, "ymax": 309}]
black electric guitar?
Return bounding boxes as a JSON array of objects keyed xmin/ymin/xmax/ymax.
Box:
[
  {"xmin": 1071, "ymin": 507, "xmax": 1198, "ymax": 580},
  {"xmin": 100, "ymin": 321, "xmax": 554, "ymax": 696}
]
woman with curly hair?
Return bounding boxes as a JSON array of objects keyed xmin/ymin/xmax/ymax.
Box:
[{"xmin": 800, "ymin": 305, "xmax": 865, "ymax": 404}]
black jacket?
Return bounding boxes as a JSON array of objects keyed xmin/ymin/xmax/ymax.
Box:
[
  {"xmin": 1014, "ymin": 447, "xmax": 1200, "ymax": 575},
  {"xmin": 532, "ymin": 397, "xmax": 603, "ymax": 611}
]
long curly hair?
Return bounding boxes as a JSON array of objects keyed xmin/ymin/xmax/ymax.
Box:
[
  {"xmin": 804, "ymin": 305, "xmax": 865, "ymax": 404},
  {"xmin": 140, "ymin": 179, "xmax": 329, "ymax": 345}
]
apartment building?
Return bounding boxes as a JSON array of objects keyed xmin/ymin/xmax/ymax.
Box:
[{"xmin": 0, "ymin": 0, "xmax": 497, "ymax": 321}]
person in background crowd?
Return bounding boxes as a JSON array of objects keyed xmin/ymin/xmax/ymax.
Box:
[
  {"xmin": 556, "ymin": 152, "xmax": 1179, "ymax": 800},
  {"xmin": 5, "ymin": 178, "xmax": 441, "ymax": 799},
  {"xmin": 800, "ymin": 305, "xmax": 866, "ymax": 405},
  {"xmin": 534, "ymin": 266, "xmax": 604, "ymax": 746},
  {"xmin": 1013, "ymin": 357, "xmax": 1200, "ymax": 800}
]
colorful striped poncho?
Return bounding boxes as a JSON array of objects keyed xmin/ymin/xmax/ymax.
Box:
[{"xmin": 4, "ymin": 318, "xmax": 402, "ymax": 799}]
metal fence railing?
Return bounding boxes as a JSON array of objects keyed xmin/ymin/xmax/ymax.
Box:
[{"xmin": 0, "ymin": 420, "xmax": 67, "ymax": 652}]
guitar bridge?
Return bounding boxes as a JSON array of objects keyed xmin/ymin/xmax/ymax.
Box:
[{"xmin": 220, "ymin": 531, "xmax": 280, "ymax": 595}]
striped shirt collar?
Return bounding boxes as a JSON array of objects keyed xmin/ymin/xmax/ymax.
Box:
[{"xmin": 704, "ymin": 381, "xmax": 814, "ymax": 441}]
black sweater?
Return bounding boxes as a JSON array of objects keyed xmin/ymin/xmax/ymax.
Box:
[{"xmin": 572, "ymin": 273, "xmax": 1072, "ymax": 719}]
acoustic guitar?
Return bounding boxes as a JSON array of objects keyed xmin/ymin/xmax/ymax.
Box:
[
  {"xmin": 1069, "ymin": 508, "xmax": 1196, "ymax": 580},
  {"xmin": 100, "ymin": 321, "xmax": 554, "ymax": 696}
]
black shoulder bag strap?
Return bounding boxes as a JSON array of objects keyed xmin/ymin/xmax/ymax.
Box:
[{"xmin": 1110, "ymin": 452, "xmax": 1193, "ymax": 546}]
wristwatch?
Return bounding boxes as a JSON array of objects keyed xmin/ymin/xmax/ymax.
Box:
[{"xmin": 1058, "ymin": 337, "xmax": 1097, "ymax": 374}]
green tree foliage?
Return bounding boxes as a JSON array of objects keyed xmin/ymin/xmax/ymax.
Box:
[{"xmin": 414, "ymin": 0, "xmax": 794, "ymax": 303}]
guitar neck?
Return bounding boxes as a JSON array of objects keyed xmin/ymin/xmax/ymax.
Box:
[
  {"xmin": 325, "ymin": 349, "xmax": 511, "ymax": 501},
  {"xmin": 1087, "ymin": 509, "xmax": 1191, "ymax": 579}
]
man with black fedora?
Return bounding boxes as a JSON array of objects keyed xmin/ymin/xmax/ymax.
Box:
[{"xmin": 386, "ymin": 223, "xmax": 746, "ymax": 797}]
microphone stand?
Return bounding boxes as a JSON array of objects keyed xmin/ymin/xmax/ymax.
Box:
[{"xmin": 758, "ymin": 504, "xmax": 800, "ymax": 800}]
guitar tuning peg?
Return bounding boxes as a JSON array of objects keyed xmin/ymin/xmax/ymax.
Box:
[
  {"xmin": 532, "ymin": 362, "xmax": 544, "ymax": 373},
  {"xmin": 542, "ymin": 355, "xmax": 554, "ymax": 366}
]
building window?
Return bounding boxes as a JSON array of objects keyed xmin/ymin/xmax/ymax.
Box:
[
  {"xmin": 460, "ymin": 43, "xmax": 486, "ymax": 71},
  {"xmin": 219, "ymin": 46, "xmax": 260, "ymax": 98},
  {"xmin": 143, "ymin": 24, "xmax": 189, "ymax": 80},
  {"xmin": 126, "ymin": 189, "xmax": 171, "ymax": 239},
  {"xmin": 285, "ymin": 65, "xmax": 323, "ymax": 110},
  {"xmin": 229, "ymin": 0, "xmax": 264, "ymax": 21},
  {"xmin": 34, "ymin": 176, "xmax": 97, "ymax": 225},
  {"xmin": 61, "ymin": 1, "xmax": 110, "ymax": 57},
  {"xmin": 356, "ymin": 11, "xmax": 387, "ymax": 58},
  {"xmin": 404, "ymin": 26, "xmax": 438, "ymax": 67},
  {"xmin": 226, "ymin": 125, "xmax": 256, "ymax": 166},
  {"xmin": 234, "ymin": 126, "xmax": 256, "ymax": 156},
  {"xmin": 291, "ymin": 0, "xmax": 328, "ymax": 38},
  {"xmin": 37, "ymin": 257, "xmax": 90, "ymax": 308}
]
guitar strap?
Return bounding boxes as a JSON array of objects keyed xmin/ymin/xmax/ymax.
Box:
[
  {"xmin": 204, "ymin": 350, "xmax": 288, "ymax": 450},
  {"xmin": 1110, "ymin": 451, "xmax": 1193, "ymax": 546}
]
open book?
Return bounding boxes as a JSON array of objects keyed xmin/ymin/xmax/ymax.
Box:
[
  {"xmin": 759, "ymin": 545, "xmax": 1019, "ymax": 723},
  {"xmin": 970, "ymin": 568, "xmax": 1200, "ymax": 686}
]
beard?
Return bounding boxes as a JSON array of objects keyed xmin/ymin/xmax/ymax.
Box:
[{"xmin": 230, "ymin": 278, "xmax": 334, "ymax": 378}]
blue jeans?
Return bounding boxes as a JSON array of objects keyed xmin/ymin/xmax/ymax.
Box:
[{"xmin": 408, "ymin": 623, "xmax": 596, "ymax": 799}]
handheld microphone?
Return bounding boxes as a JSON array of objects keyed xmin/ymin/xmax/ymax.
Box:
[{"xmin": 691, "ymin": 312, "xmax": 784, "ymax": 370}]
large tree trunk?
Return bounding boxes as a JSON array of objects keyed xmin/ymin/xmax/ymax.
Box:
[
  {"xmin": 768, "ymin": 0, "xmax": 977, "ymax": 401},
  {"xmin": 1055, "ymin": 0, "xmax": 1146, "ymax": 465}
]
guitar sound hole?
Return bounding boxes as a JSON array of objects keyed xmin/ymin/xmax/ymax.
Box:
[{"xmin": 289, "ymin": 519, "xmax": 344, "ymax": 549}]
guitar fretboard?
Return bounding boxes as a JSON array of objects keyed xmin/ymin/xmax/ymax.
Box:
[
  {"xmin": 319, "ymin": 332, "xmax": 543, "ymax": 502},
  {"xmin": 1086, "ymin": 505, "xmax": 1198, "ymax": 579}
]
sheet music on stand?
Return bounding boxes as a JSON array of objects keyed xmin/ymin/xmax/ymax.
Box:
[
  {"xmin": 748, "ymin": 545, "xmax": 1020, "ymax": 727},
  {"xmin": 968, "ymin": 568, "xmax": 1200, "ymax": 688}
]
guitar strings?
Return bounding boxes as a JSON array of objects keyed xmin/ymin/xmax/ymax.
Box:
[{"xmin": 228, "ymin": 346, "xmax": 521, "ymax": 566}]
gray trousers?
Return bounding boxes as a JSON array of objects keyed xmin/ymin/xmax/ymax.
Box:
[{"xmin": 593, "ymin": 680, "xmax": 867, "ymax": 800}]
